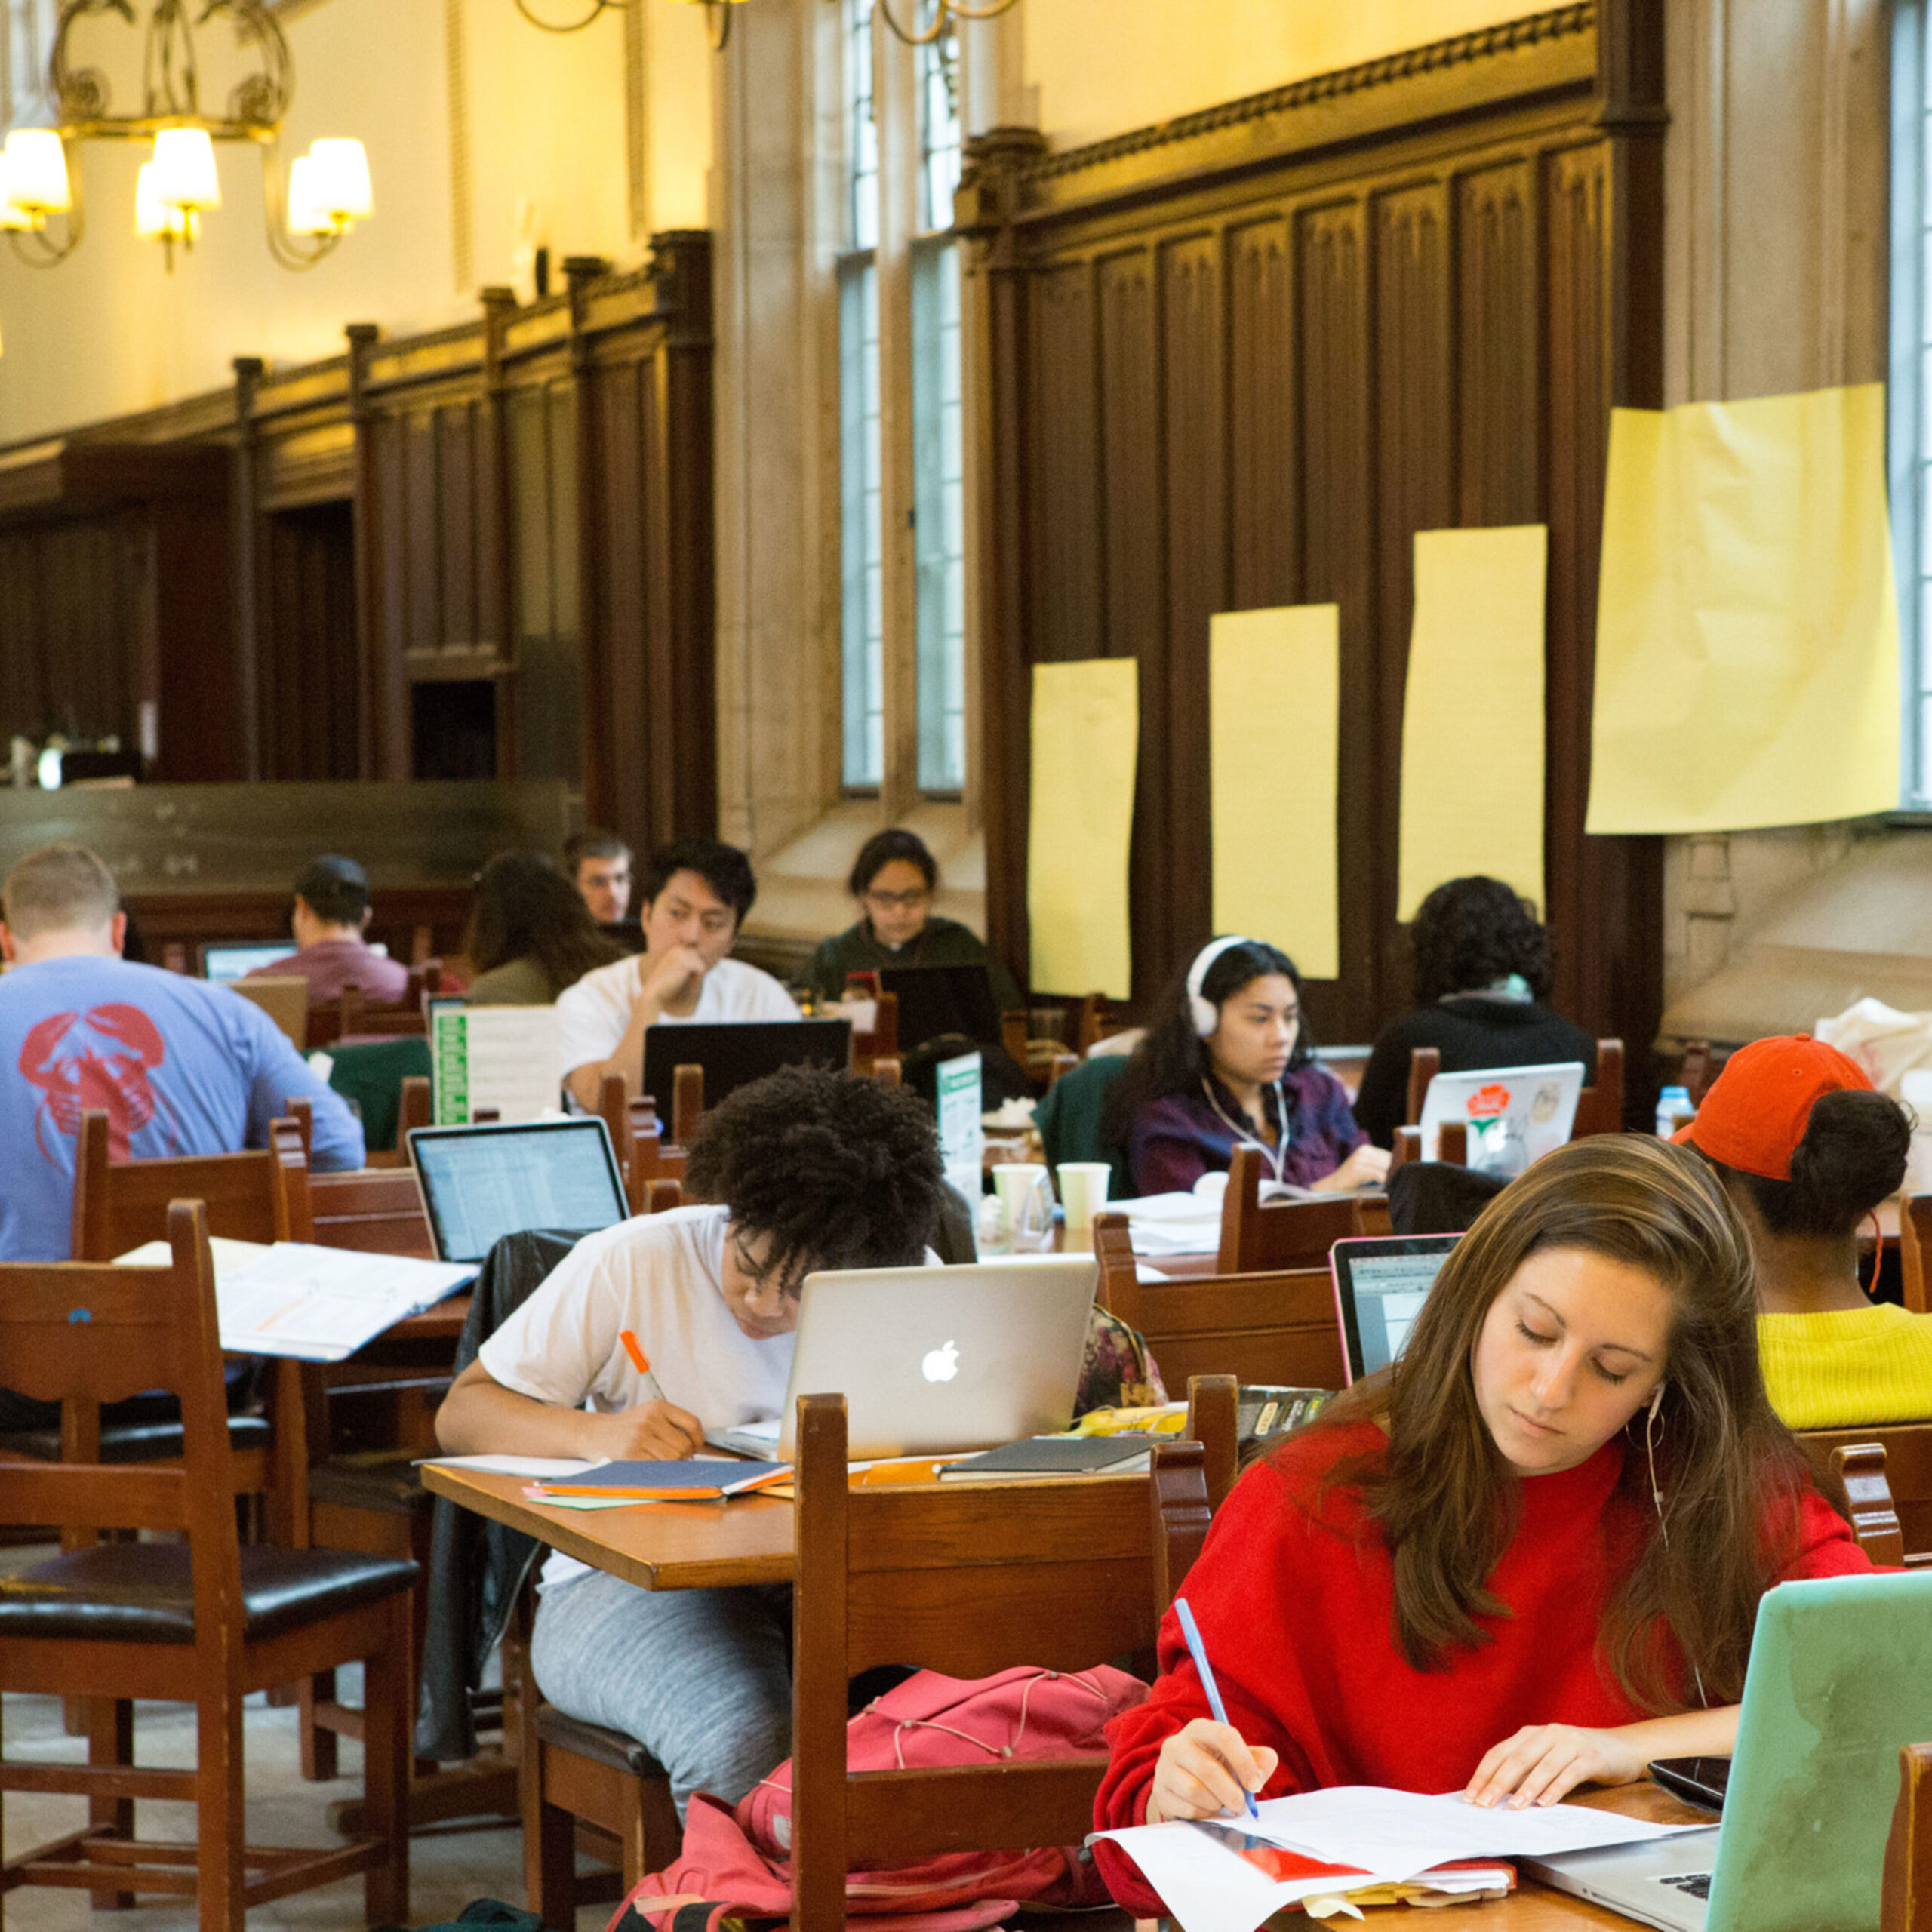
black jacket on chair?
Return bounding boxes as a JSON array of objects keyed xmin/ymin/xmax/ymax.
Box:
[{"xmin": 415, "ymin": 1227, "xmax": 591, "ymax": 1762}]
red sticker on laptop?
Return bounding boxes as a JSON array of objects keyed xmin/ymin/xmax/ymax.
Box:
[{"xmin": 1466, "ymin": 1084, "xmax": 1512, "ymax": 1119}]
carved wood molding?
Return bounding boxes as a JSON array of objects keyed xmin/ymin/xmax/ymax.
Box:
[{"xmin": 961, "ymin": 5, "xmax": 1598, "ymax": 227}]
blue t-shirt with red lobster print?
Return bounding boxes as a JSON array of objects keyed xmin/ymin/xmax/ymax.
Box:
[{"xmin": 0, "ymin": 955, "xmax": 364, "ymax": 1260}]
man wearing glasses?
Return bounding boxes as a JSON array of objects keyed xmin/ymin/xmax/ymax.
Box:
[{"xmin": 802, "ymin": 826, "xmax": 1020, "ymax": 1010}]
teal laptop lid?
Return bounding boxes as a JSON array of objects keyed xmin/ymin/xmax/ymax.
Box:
[{"xmin": 1708, "ymin": 1570, "xmax": 1932, "ymax": 1932}]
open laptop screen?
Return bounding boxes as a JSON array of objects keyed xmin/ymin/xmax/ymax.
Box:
[
  {"xmin": 877, "ymin": 964, "xmax": 1004, "ymax": 1053},
  {"xmin": 641, "ymin": 1018, "xmax": 851, "ymax": 1115},
  {"xmin": 408, "ymin": 1119, "xmax": 629, "ymax": 1265},
  {"xmin": 201, "ymin": 940, "xmax": 297, "ymax": 983},
  {"xmin": 1329, "ymin": 1235, "xmax": 1460, "ymax": 1384}
]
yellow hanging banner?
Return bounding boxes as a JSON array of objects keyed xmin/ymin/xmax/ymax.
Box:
[
  {"xmin": 1210, "ymin": 605, "xmax": 1340, "ymax": 978},
  {"xmin": 1586, "ymin": 383, "xmax": 1900, "ymax": 835},
  {"xmin": 1028, "ymin": 657, "xmax": 1138, "ymax": 998},
  {"xmin": 1397, "ymin": 526, "xmax": 1548, "ymax": 921}
]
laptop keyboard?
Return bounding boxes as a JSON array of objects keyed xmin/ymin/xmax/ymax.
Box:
[{"xmin": 1660, "ymin": 1873, "xmax": 1713, "ymax": 1900}]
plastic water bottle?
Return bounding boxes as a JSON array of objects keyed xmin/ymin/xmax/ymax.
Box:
[{"xmin": 1656, "ymin": 1085, "xmax": 1691, "ymax": 1138}]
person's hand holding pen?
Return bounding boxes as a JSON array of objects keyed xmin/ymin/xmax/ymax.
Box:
[
  {"xmin": 1145, "ymin": 1599, "xmax": 1281, "ymax": 1824},
  {"xmin": 580, "ymin": 1329, "xmax": 705, "ymax": 1463}
]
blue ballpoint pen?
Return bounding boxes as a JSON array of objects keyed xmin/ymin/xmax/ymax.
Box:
[{"xmin": 1173, "ymin": 1595, "xmax": 1260, "ymax": 1821}]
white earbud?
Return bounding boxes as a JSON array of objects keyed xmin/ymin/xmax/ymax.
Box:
[
  {"xmin": 1648, "ymin": 1382, "xmax": 1664, "ymax": 1420},
  {"xmin": 1185, "ymin": 936, "xmax": 1254, "ymax": 1038}
]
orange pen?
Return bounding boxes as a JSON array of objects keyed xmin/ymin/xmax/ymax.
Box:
[{"xmin": 618, "ymin": 1328, "xmax": 670, "ymax": 1405}]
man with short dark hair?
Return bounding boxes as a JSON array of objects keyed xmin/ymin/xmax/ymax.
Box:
[
  {"xmin": 243, "ymin": 854, "xmax": 408, "ymax": 1004},
  {"xmin": 0, "ymin": 843, "xmax": 363, "ymax": 1260},
  {"xmin": 563, "ymin": 829, "xmax": 632, "ymax": 926},
  {"xmin": 556, "ymin": 837, "xmax": 798, "ymax": 1111}
]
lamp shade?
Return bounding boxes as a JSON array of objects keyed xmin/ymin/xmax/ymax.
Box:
[
  {"xmin": 151, "ymin": 127, "xmax": 221, "ymax": 211},
  {"xmin": 134, "ymin": 161, "xmax": 192, "ymax": 242},
  {"xmin": 306, "ymin": 138, "xmax": 372, "ymax": 223},
  {"xmin": 3, "ymin": 129, "xmax": 71, "ymax": 214}
]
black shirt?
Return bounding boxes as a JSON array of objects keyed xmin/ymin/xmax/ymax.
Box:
[{"xmin": 1352, "ymin": 997, "xmax": 1598, "ymax": 1149}]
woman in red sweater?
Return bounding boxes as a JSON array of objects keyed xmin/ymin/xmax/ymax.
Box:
[{"xmin": 1094, "ymin": 1135, "xmax": 1869, "ymax": 1918}]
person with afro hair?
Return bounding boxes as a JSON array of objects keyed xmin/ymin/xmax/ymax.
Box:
[
  {"xmin": 1352, "ymin": 875, "xmax": 1597, "ymax": 1150},
  {"xmin": 436, "ymin": 1063, "xmax": 948, "ymax": 1816}
]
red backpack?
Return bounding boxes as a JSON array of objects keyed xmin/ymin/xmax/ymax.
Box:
[{"xmin": 606, "ymin": 1664, "xmax": 1148, "ymax": 1932}]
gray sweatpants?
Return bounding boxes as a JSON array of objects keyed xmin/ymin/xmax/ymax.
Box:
[{"xmin": 528, "ymin": 1571, "xmax": 792, "ymax": 1816}]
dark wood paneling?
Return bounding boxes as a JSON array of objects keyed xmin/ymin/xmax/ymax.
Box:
[
  {"xmin": 960, "ymin": 2, "xmax": 1665, "ymax": 1078},
  {"xmin": 1228, "ymin": 216, "xmax": 1298, "ymax": 612}
]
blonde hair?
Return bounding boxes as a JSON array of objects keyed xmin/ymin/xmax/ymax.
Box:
[{"xmin": 2, "ymin": 844, "xmax": 120, "ymax": 940}]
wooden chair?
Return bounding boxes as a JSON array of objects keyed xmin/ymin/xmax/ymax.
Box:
[
  {"xmin": 1095, "ymin": 1211, "xmax": 1348, "ymax": 1393},
  {"xmin": 0, "ymin": 1202, "xmax": 414, "ymax": 1926},
  {"xmin": 672, "ymin": 1063, "xmax": 704, "ymax": 1148},
  {"xmin": 1217, "ymin": 1146, "xmax": 1364, "ymax": 1272},
  {"xmin": 786, "ymin": 1391, "xmax": 1210, "ymax": 1929},
  {"xmin": 230, "ymin": 974, "xmax": 309, "ymax": 1051},
  {"xmin": 306, "ymin": 964, "xmax": 439, "ymax": 1051},
  {"xmin": 851, "ymin": 988, "xmax": 899, "ymax": 1069},
  {"xmin": 1802, "ymin": 1425, "xmax": 1932, "ymax": 1564},
  {"xmin": 1884, "ymin": 1743, "xmax": 1932, "ymax": 1932},
  {"xmin": 1899, "ymin": 1196, "xmax": 1932, "ymax": 1316}
]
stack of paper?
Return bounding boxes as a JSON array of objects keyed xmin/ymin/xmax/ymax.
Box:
[
  {"xmin": 115, "ymin": 1238, "xmax": 474, "ymax": 1361},
  {"xmin": 1094, "ymin": 1786, "xmax": 1712, "ymax": 1932},
  {"xmin": 1109, "ymin": 1192, "xmax": 1225, "ymax": 1257}
]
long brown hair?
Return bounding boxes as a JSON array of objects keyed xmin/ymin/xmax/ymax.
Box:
[
  {"xmin": 1317, "ymin": 1134, "xmax": 1824, "ymax": 1712},
  {"xmin": 465, "ymin": 851, "xmax": 623, "ymax": 998}
]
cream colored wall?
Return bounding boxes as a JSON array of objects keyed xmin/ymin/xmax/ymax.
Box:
[
  {"xmin": 1022, "ymin": 0, "xmax": 1553, "ymax": 149},
  {"xmin": 0, "ymin": 0, "xmax": 713, "ymax": 446}
]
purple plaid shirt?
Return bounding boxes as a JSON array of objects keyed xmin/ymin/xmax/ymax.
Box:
[{"xmin": 1125, "ymin": 1063, "xmax": 1367, "ymax": 1197}]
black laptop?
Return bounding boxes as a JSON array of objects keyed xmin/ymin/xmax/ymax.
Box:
[
  {"xmin": 641, "ymin": 1018, "xmax": 852, "ymax": 1114},
  {"xmin": 877, "ymin": 964, "xmax": 1004, "ymax": 1052}
]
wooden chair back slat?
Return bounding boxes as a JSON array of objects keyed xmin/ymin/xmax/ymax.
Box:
[
  {"xmin": 3, "ymin": 1463, "xmax": 191, "ymax": 1533},
  {"xmin": 1391, "ymin": 1125, "xmax": 1421, "ymax": 1171},
  {"xmin": 1884, "ymin": 1743, "xmax": 1932, "ymax": 1932},
  {"xmin": 672, "ymin": 1064, "xmax": 704, "ymax": 1149},
  {"xmin": 1572, "ymin": 1039, "xmax": 1626, "ymax": 1137},
  {"xmin": 1437, "ymin": 1121, "xmax": 1467, "ymax": 1167},
  {"xmin": 870, "ymin": 1056, "xmax": 902, "ymax": 1089},
  {"xmin": 1902, "ymin": 1197, "xmax": 1932, "ymax": 1316},
  {"xmin": 307, "ymin": 1168, "xmax": 435, "ymax": 1257},
  {"xmin": 70, "ymin": 1109, "xmax": 303, "ymax": 1260},
  {"xmin": 1152, "ymin": 1435, "xmax": 1214, "ymax": 1604},
  {"xmin": 1184, "ymin": 1375, "xmax": 1239, "ymax": 1515},
  {"xmin": 599, "ymin": 1072, "xmax": 635, "ymax": 1173},
  {"xmin": 1217, "ymin": 1147, "xmax": 1363, "ymax": 1274},
  {"xmin": 231, "ymin": 974, "xmax": 310, "ymax": 1051},
  {"xmin": 790, "ymin": 1392, "xmax": 1211, "ymax": 1915},
  {"xmin": 398, "ymin": 1074, "xmax": 433, "ymax": 1144},
  {"xmin": 645, "ymin": 1179, "xmax": 684, "ymax": 1215},
  {"xmin": 1830, "ymin": 1444, "xmax": 1907, "ymax": 1567},
  {"xmin": 1096, "ymin": 1213, "xmax": 1345, "ymax": 1389},
  {"xmin": 1404, "ymin": 1047, "xmax": 1442, "ymax": 1127},
  {"xmin": 1802, "ymin": 1425, "xmax": 1932, "ymax": 1564}
]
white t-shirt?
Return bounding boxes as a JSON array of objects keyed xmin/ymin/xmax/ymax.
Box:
[
  {"xmin": 555, "ymin": 953, "xmax": 802, "ymax": 1077},
  {"xmin": 476, "ymin": 1204, "xmax": 795, "ymax": 1586}
]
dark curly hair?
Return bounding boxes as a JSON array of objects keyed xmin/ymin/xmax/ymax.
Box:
[
  {"xmin": 848, "ymin": 826, "xmax": 937, "ymax": 899},
  {"xmin": 682, "ymin": 1064, "xmax": 947, "ymax": 1293},
  {"xmin": 1409, "ymin": 875, "xmax": 1554, "ymax": 1005},
  {"xmin": 1700, "ymin": 1088, "xmax": 1913, "ymax": 1243},
  {"xmin": 1102, "ymin": 940, "xmax": 1311, "ymax": 1146},
  {"xmin": 465, "ymin": 851, "xmax": 624, "ymax": 998}
]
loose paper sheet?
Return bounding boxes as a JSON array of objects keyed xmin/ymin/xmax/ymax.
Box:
[
  {"xmin": 432, "ymin": 1005, "xmax": 564, "ymax": 1125},
  {"xmin": 1211, "ymin": 607, "xmax": 1340, "ymax": 978},
  {"xmin": 1586, "ymin": 383, "xmax": 1901, "ymax": 834},
  {"xmin": 1029, "ymin": 658, "xmax": 1137, "ymax": 998},
  {"xmin": 1397, "ymin": 527, "xmax": 1546, "ymax": 921}
]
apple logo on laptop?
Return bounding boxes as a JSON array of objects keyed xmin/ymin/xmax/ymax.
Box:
[{"xmin": 921, "ymin": 1339, "xmax": 960, "ymax": 1383}]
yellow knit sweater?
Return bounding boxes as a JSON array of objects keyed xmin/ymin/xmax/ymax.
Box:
[{"xmin": 1757, "ymin": 1303, "xmax": 1932, "ymax": 1430}]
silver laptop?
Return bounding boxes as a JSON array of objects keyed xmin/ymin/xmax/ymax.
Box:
[
  {"xmin": 1328, "ymin": 1234, "xmax": 1460, "ymax": 1383},
  {"xmin": 709, "ymin": 1255, "xmax": 1099, "ymax": 1461},
  {"xmin": 1522, "ymin": 1569, "xmax": 1932, "ymax": 1932},
  {"xmin": 1417, "ymin": 1059, "xmax": 1584, "ymax": 1176},
  {"xmin": 406, "ymin": 1118, "xmax": 630, "ymax": 1264}
]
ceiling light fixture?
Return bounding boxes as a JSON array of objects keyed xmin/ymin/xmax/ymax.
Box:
[{"xmin": 0, "ymin": 0, "xmax": 371, "ymax": 272}]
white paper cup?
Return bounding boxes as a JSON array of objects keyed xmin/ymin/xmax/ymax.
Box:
[{"xmin": 1056, "ymin": 1161, "xmax": 1112, "ymax": 1231}]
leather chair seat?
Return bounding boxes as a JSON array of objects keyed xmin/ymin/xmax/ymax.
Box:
[
  {"xmin": 308, "ymin": 1453, "xmax": 426, "ymax": 1517},
  {"xmin": 0, "ymin": 1413, "xmax": 271, "ymax": 1465},
  {"xmin": 535, "ymin": 1702, "xmax": 666, "ymax": 1780},
  {"xmin": 0, "ymin": 1542, "xmax": 417, "ymax": 1645}
]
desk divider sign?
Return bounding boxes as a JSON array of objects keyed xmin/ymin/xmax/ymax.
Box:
[{"xmin": 432, "ymin": 1006, "xmax": 564, "ymax": 1125}]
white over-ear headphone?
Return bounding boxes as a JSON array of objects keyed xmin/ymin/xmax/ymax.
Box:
[{"xmin": 1186, "ymin": 936, "xmax": 1254, "ymax": 1038}]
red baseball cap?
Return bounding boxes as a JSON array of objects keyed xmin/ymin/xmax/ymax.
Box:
[{"xmin": 1672, "ymin": 1033, "xmax": 1872, "ymax": 1181}]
